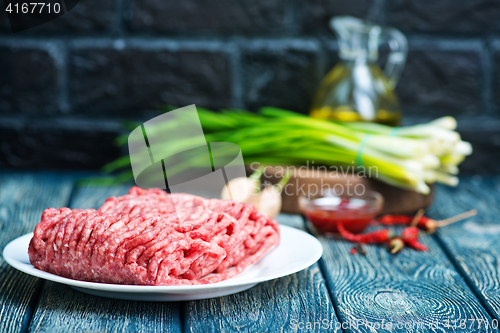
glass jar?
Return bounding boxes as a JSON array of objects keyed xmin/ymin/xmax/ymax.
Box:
[{"xmin": 310, "ymin": 16, "xmax": 407, "ymax": 126}]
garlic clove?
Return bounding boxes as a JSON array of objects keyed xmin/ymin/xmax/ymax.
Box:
[{"xmin": 221, "ymin": 177, "xmax": 260, "ymax": 203}]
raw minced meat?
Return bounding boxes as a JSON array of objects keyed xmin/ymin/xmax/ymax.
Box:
[{"xmin": 28, "ymin": 187, "xmax": 280, "ymax": 285}]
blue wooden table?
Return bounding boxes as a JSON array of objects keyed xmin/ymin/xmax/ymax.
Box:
[{"xmin": 1, "ymin": 171, "xmax": 500, "ymax": 332}]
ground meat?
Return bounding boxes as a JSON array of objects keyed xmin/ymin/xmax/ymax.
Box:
[{"xmin": 28, "ymin": 187, "xmax": 280, "ymax": 285}]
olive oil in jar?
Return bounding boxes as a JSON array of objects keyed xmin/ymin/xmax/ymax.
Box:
[
  {"xmin": 310, "ymin": 61, "xmax": 402, "ymax": 126},
  {"xmin": 310, "ymin": 16, "xmax": 407, "ymax": 127}
]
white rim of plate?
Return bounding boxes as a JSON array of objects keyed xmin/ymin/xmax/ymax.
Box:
[{"xmin": 3, "ymin": 225, "xmax": 323, "ymax": 293}]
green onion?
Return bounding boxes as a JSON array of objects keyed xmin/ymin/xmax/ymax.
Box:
[{"xmin": 98, "ymin": 108, "xmax": 471, "ymax": 194}]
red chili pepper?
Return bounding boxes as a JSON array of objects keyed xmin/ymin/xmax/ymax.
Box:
[
  {"xmin": 405, "ymin": 239, "xmax": 429, "ymax": 251},
  {"xmin": 379, "ymin": 214, "xmax": 438, "ymax": 233},
  {"xmin": 402, "ymin": 226, "xmax": 420, "ymax": 239},
  {"xmin": 378, "ymin": 215, "xmax": 413, "ymax": 225},
  {"xmin": 338, "ymin": 222, "xmax": 390, "ymax": 244},
  {"xmin": 417, "ymin": 216, "xmax": 438, "ymax": 233},
  {"xmin": 402, "ymin": 226, "xmax": 428, "ymax": 251}
]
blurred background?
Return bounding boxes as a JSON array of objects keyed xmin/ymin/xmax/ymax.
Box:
[{"xmin": 0, "ymin": 0, "xmax": 498, "ymax": 173}]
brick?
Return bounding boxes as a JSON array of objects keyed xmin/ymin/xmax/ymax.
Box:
[
  {"xmin": 242, "ymin": 43, "xmax": 320, "ymax": 114},
  {"xmin": 0, "ymin": 118, "xmax": 122, "ymax": 169},
  {"xmin": 130, "ymin": 0, "xmax": 287, "ymax": 33},
  {"xmin": 491, "ymin": 44, "xmax": 500, "ymax": 113},
  {"xmin": 0, "ymin": 0, "xmax": 115, "ymax": 33},
  {"xmin": 300, "ymin": 0, "xmax": 380, "ymax": 32},
  {"xmin": 456, "ymin": 119, "xmax": 500, "ymax": 174},
  {"xmin": 0, "ymin": 45, "xmax": 59, "ymax": 115},
  {"xmin": 0, "ymin": 9, "xmax": 9, "ymax": 32},
  {"xmin": 387, "ymin": 0, "xmax": 500, "ymax": 33},
  {"xmin": 460, "ymin": 130, "xmax": 500, "ymax": 173},
  {"xmin": 34, "ymin": 0, "xmax": 116, "ymax": 32},
  {"xmin": 396, "ymin": 48, "xmax": 482, "ymax": 118},
  {"xmin": 70, "ymin": 44, "xmax": 232, "ymax": 116}
]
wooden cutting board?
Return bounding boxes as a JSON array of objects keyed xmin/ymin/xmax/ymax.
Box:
[{"xmin": 250, "ymin": 166, "xmax": 434, "ymax": 215}]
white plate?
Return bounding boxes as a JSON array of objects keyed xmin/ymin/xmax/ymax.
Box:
[{"xmin": 3, "ymin": 225, "xmax": 322, "ymax": 301}]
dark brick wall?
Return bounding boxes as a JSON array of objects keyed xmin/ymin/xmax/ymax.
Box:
[
  {"xmin": 130, "ymin": 0, "xmax": 290, "ymax": 33},
  {"xmin": 70, "ymin": 41, "xmax": 233, "ymax": 116},
  {"xmin": 0, "ymin": 0, "xmax": 498, "ymax": 172}
]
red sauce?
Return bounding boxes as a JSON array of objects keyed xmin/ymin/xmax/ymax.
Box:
[{"xmin": 304, "ymin": 198, "xmax": 376, "ymax": 234}]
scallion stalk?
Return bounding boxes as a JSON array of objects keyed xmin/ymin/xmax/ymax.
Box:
[{"xmin": 98, "ymin": 107, "xmax": 472, "ymax": 194}]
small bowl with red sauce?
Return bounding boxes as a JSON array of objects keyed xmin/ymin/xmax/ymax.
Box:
[{"xmin": 299, "ymin": 189, "xmax": 384, "ymax": 235}]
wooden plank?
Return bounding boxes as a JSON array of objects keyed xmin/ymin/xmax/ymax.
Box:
[
  {"xmin": 428, "ymin": 176, "xmax": 500, "ymax": 327},
  {"xmin": 0, "ymin": 172, "xmax": 73, "ymax": 333},
  {"xmin": 28, "ymin": 185, "xmax": 182, "ymax": 333},
  {"xmin": 313, "ymin": 213, "xmax": 495, "ymax": 332},
  {"xmin": 183, "ymin": 214, "xmax": 341, "ymax": 333}
]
